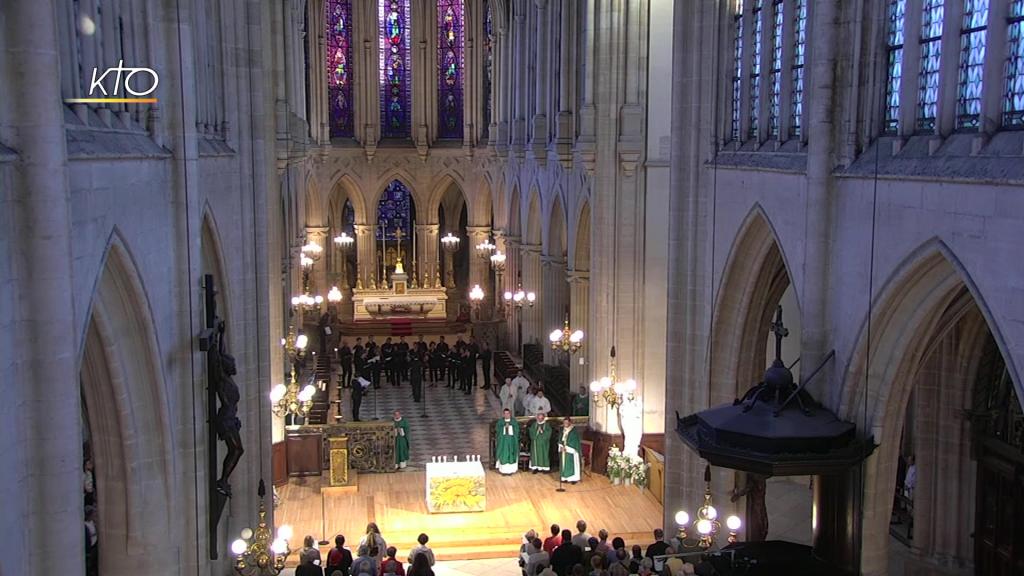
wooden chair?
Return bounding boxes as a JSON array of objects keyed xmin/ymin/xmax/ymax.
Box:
[{"xmin": 580, "ymin": 440, "xmax": 594, "ymax": 477}]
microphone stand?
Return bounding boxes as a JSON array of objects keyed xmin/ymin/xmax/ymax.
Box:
[{"xmin": 556, "ymin": 436, "xmax": 566, "ymax": 493}]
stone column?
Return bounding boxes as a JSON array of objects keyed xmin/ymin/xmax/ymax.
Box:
[
  {"xmin": 567, "ymin": 269, "xmax": 590, "ymax": 395},
  {"xmin": 530, "ymin": 0, "xmax": 549, "ymax": 161},
  {"xmin": 541, "ymin": 256, "xmax": 567, "ymax": 363},
  {"xmin": 305, "ymin": 226, "xmax": 330, "ymax": 302},
  {"xmin": 553, "ymin": 0, "xmax": 574, "ymax": 163},
  {"xmin": 354, "ymin": 224, "xmax": 375, "ymax": 288},
  {"xmin": 510, "ymin": 2, "xmax": 528, "ymax": 155},
  {"xmin": 495, "ymin": 27, "xmax": 511, "ymax": 154},
  {"xmin": 520, "ymin": 243, "xmax": 543, "ymax": 349},
  {"xmin": 504, "ymin": 235, "xmax": 522, "ymax": 347},
  {"xmin": 415, "ymin": 224, "xmax": 440, "ymax": 287},
  {"xmin": 7, "ymin": 1, "xmax": 82, "ymax": 573},
  {"xmin": 492, "ymin": 229, "xmax": 507, "ymax": 304},
  {"xmin": 466, "ymin": 226, "xmax": 493, "ymax": 293}
]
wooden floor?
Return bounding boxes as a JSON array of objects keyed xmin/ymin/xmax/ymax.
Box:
[{"xmin": 276, "ymin": 470, "xmax": 663, "ymax": 563}]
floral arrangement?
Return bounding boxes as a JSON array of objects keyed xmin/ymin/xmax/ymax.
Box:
[{"xmin": 606, "ymin": 446, "xmax": 649, "ymax": 487}]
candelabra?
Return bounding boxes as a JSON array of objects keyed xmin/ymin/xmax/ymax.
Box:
[
  {"xmin": 333, "ymin": 231, "xmax": 354, "ymax": 290},
  {"xmin": 490, "ymin": 251, "xmax": 506, "ymax": 316},
  {"xmin": 475, "ymin": 238, "xmax": 496, "ymax": 260},
  {"xmin": 502, "ymin": 270, "xmax": 536, "ymax": 353},
  {"xmin": 589, "ymin": 347, "xmax": 635, "ymax": 409},
  {"xmin": 469, "ymin": 284, "xmax": 485, "ymax": 320},
  {"xmin": 674, "ymin": 465, "xmax": 742, "ymax": 550},
  {"xmin": 231, "ymin": 480, "xmax": 293, "ymax": 575},
  {"xmin": 291, "ymin": 245, "xmax": 324, "ymax": 317},
  {"xmin": 440, "ymin": 232, "xmax": 461, "ymax": 288},
  {"xmin": 549, "ymin": 314, "xmax": 584, "ymax": 354},
  {"xmin": 271, "ymin": 329, "xmax": 316, "ymax": 420}
]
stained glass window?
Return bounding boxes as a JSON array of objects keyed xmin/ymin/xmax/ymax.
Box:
[
  {"xmin": 917, "ymin": 0, "xmax": 944, "ymax": 131},
  {"xmin": 376, "ymin": 181, "xmax": 413, "ymax": 241},
  {"xmin": 791, "ymin": 0, "xmax": 806, "ymax": 137},
  {"xmin": 769, "ymin": 0, "xmax": 784, "ymax": 138},
  {"xmin": 750, "ymin": 0, "xmax": 763, "ymax": 140},
  {"xmin": 327, "ymin": 0, "xmax": 354, "ymax": 138},
  {"xmin": 885, "ymin": 0, "xmax": 906, "ymax": 133},
  {"xmin": 732, "ymin": 0, "xmax": 745, "ymax": 141},
  {"xmin": 483, "ymin": 0, "xmax": 494, "ymax": 139},
  {"xmin": 1005, "ymin": 0, "xmax": 1024, "ymax": 126},
  {"xmin": 380, "ymin": 0, "xmax": 412, "ymax": 138},
  {"xmin": 437, "ymin": 0, "xmax": 465, "ymax": 139},
  {"xmin": 956, "ymin": 0, "xmax": 988, "ymax": 129}
]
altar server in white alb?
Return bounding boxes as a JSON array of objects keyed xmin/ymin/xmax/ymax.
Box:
[
  {"xmin": 499, "ymin": 378, "xmax": 516, "ymax": 415},
  {"xmin": 495, "ymin": 408, "xmax": 521, "ymax": 475}
]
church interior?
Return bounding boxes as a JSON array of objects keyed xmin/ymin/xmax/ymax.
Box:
[{"xmin": 2, "ymin": 0, "xmax": 1023, "ymax": 575}]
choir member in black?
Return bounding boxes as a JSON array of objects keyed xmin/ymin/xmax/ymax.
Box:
[
  {"xmin": 339, "ymin": 339, "xmax": 353, "ymax": 388},
  {"xmin": 479, "ymin": 341, "xmax": 493, "ymax": 389},
  {"xmin": 415, "ymin": 336, "xmax": 429, "ymax": 382},
  {"xmin": 368, "ymin": 347, "xmax": 383, "ymax": 388},
  {"xmin": 317, "ymin": 313, "xmax": 330, "ymax": 356},
  {"xmin": 351, "ymin": 374, "xmax": 368, "ymax": 421},
  {"xmin": 454, "ymin": 335, "xmax": 466, "ymax": 353},
  {"xmin": 409, "ymin": 353, "xmax": 423, "ymax": 403},
  {"xmin": 428, "ymin": 342, "xmax": 439, "ymax": 384},
  {"xmin": 381, "ymin": 337, "xmax": 395, "ymax": 385},
  {"xmin": 459, "ymin": 348, "xmax": 474, "ymax": 394},
  {"xmin": 434, "ymin": 336, "xmax": 450, "ymax": 382},
  {"xmin": 446, "ymin": 348, "xmax": 461, "ymax": 389},
  {"xmin": 396, "ymin": 336, "xmax": 410, "ymax": 383},
  {"xmin": 468, "ymin": 339, "xmax": 480, "ymax": 388}
]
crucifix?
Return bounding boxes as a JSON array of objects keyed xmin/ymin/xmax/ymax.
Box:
[
  {"xmin": 769, "ymin": 305, "xmax": 789, "ymax": 363},
  {"xmin": 393, "ymin": 227, "xmax": 405, "ymax": 263}
]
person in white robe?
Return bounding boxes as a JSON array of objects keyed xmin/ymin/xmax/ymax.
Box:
[
  {"xmin": 499, "ymin": 378, "xmax": 516, "ymax": 415},
  {"xmin": 532, "ymin": 390, "xmax": 551, "ymax": 416},
  {"xmin": 511, "ymin": 371, "xmax": 531, "ymax": 416}
]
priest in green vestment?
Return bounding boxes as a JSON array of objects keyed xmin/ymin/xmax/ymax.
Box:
[
  {"xmin": 495, "ymin": 408, "xmax": 520, "ymax": 475},
  {"xmin": 394, "ymin": 410, "xmax": 410, "ymax": 469},
  {"xmin": 559, "ymin": 418, "xmax": 582, "ymax": 483},
  {"xmin": 528, "ymin": 412, "xmax": 553, "ymax": 473}
]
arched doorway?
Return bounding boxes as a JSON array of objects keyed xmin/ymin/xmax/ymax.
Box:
[
  {"xmin": 79, "ymin": 240, "xmax": 174, "ymax": 576},
  {"xmin": 543, "ymin": 195, "xmax": 568, "ymax": 364},
  {"xmin": 436, "ymin": 180, "xmax": 469, "ymax": 319},
  {"xmin": 376, "ymin": 179, "xmax": 417, "ymax": 286}
]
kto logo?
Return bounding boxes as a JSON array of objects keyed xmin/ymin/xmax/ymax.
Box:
[{"xmin": 65, "ymin": 60, "xmax": 159, "ymax": 104}]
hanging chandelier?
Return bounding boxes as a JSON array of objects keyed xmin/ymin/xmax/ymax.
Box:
[
  {"xmin": 674, "ymin": 465, "xmax": 742, "ymax": 549},
  {"xmin": 231, "ymin": 480, "xmax": 293, "ymax": 574},
  {"xmin": 271, "ymin": 330, "xmax": 316, "ymax": 419},
  {"xmin": 589, "ymin": 347, "xmax": 635, "ymax": 408},
  {"xmin": 549, "ymin": 314, "xmax": 584, "ymax": 354}
]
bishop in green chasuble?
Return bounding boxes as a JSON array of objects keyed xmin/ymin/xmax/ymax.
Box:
[
  {"xmin": 529, "ymin": 413, "xmax": 553, "ymax": 472},
  {"xmin": 559, "ymin": 418, "xmax": 582, "ymax": 483},
  {"xmin": 394, "ymin": 410, "xmax": 410, "ymax": 469}
]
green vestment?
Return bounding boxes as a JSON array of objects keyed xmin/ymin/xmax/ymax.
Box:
[
  {"xmin": 394, "ymin": 418, "xmax": 410, "ymax": 467},
  {"xmin": 529, "ymin": 420, "xmax": 553, "ymax": 470},
  {"xmin": 559, "ymin": 426, "xmax": 582, "ymax": 482},
  {"xmin": 495, "ymin": 418, "xmax": 521, "ymax": 474}
]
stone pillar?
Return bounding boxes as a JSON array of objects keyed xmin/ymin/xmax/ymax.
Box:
[
  {"xmin": 541, "ymin": 256, "xmax": 567, "ymax": 363},
  {"xmin": 415, "ymin": 224, "xmax": 440, "ymax": 287},
  {"xmin": 492, "ymin": 229, "xmax": 507, "ymax": 304},
  {"xmin": 504, "ymin": 235, "xmax": 522, "ymax": 347},
  {"xmin": 354, "ymin": 224, "xmax": 375, "ymax": 287},
  {"xmin": 520, "ymin": 243, "xmax": 543, "ymax": 349},
  {"xmin": 495, "ymin": 27, "xmax": 511, "ymax": 155},
  {"xmin": 567, "ymin": 269, "xmax": 590, "ymax": 395},
  {"xmin": 305, "ymin": 226, "xmax": 329, "ymax": 302},
  {"xmin": 553, "ymin": 0, "xmax": 574, "ymax": 163},
  {"xmin": 511, "ymin": 3, "xmax": 528, "ymax": 155},
  {"xmin": 7, "ymin": 2, "xmax": 82, "ymax": 574},
  {"xmin": 530, "ymin": 0, "xmax": 549, "ymax": 161},
  {"xmin": 466, "ymin": 226, "xmax": 493, "ymax": 292}
]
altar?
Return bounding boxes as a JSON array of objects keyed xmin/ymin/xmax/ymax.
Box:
[
  {"xmin": 425, "ymin": 458, "xmax": 486, "ymax": 513},
  {"xmin": 352, "ymin": 259, "xmax": 448, "ymax": 321}
]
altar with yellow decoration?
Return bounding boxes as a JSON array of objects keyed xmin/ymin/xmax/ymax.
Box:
[{"xmin": 425, "ymin": 458, "xmax": 486, "ymax": 513}]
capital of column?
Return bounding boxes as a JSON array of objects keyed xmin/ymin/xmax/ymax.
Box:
[
  {"xmin": 354, "ymin": 224, "xmax": 373, "ymax": 236},
  {"xmin": 415, "ymin": 224, "xmax": 440, "ymax": 234},
  {"xmin": 466, "ymin": 225, "xmax": 492, "ymax": 239},
  {"xmin": 540, "ymin": 255, "xmax": 566, "ymax": 268},
  {"xmin": 505, "ymin": 234, "xmax": 521, "ymax": 246},
  {"xmin": 521, "ymin": 243, "xmax": 542, "ymax": 255},
  {"xmin": 493, "ymin": 228, "xmax": 507, "ymax": 241},
  {"xmin": 567, "ymin": 269, "xmax": 590, "ymax": 284},
  {"xmin": 305, "ymin": 225, "xmax": 330, "ymax": 240}
]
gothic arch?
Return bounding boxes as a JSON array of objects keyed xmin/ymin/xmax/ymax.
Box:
[
  {"xmin": 545, "ymin": 193, "xmax": 567, "ymax": 258},
  {"xmin": 371, "ymin": 169, "xmax": 424, "ymax": 221},
  {"xmin": 304, "ymin": 175, "xmax": 324, "ymax": 227},
  {"xmin": 571, "ymin": 199, "xmax": 591, "ymax": 272},
  {"xmin": 427, "ymin": 171, "xmax": 475, "ymax": 225},
  {"xmin": 508, "ymin": 184, "xmax": 522, "ymax": 237},
  {"xmin": 326, "ymin": 173, "xmax": 370, "ymax": 225},
  {"xmin": 79, "ymin": 233, "xmax": 175, "ymax": 576},
  {"xmin": 525, "ymin": 187, "xmax": 542, "ymax": 246},
  {"xmin": 836, "ymin": 241, "xmax": 1022, "ymax": 574},
  {"xmin": 709, "ymin": 205, "xmax": 799, "ymax": 407}
]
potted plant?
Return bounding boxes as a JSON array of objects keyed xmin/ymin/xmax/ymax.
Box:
[{"xmin": 607, "ymin": 446, "xmax": 624, "ymax": 485}]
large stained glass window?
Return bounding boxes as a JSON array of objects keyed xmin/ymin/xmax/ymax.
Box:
[
  {"xmin": 885, "ymin": 0, "xmax": 906, "ymax": 133},
  {"xmin": 768, "ymin": 0, "xmax": 784, "ymax": 138},
  {"xmin": 437, "ymin": 0, "xmax": 465, "ymax": 139},
  {"xmin": 376, "ymin": 181, "xmax": 413, "ymax": 240},
  {"xmin": 750, "ymin": 0, "xmax": 764, "ymax": 140},
  {"xmin": 483, "ymin": 0, "xmax": 494, "ymax": 139},
  {"xmin": 380, "ymin": 0, "xmax": 412, "ymax": 138},
  {"xmin": 732, "ymin": 0, "xmax": 745, "ymax": 141},
  {"xmin": 790, "ymin": 0, "xmax": 806, "ymax": 137},
  {"xmin": 327, "ymin": 0, "xmax": 354, "ymax": 138},
  {"xmin": 917, "ymin": 0, "xmax": 944, "ymax": 131},
  {"xmin": 1005, "ymin": 0, "xmax": 1024, "ymax": 126},
  {"xmin": 957, "ymin": 0, "xmax": 989, "ymax": 129}
]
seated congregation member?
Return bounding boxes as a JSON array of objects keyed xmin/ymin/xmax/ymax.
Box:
[
  {"xmin": 627, "ymin": 545, "xmax": 643, "ymax": 574},
  {"xmin": 550, "ymin": 529, "xmax": 584, "ymax": 576},
  {"xmin": 325, "ymin": 534, "xmax": 353, "ymax": 576},
  {"xmin": 588, "ymin": 554, "xmax": 605, "ymax": 576},
  {"xmin": 604, "ymin": 538, "xmax": 625, "ymax": 566},
  {"xmin": 593, "ymin": 530, "xmax": 611, "ymax": 557},
  {"xmin": 296, "ymin": 553, "xmax": 324, "ymax": 576},
  {"xmin": 571, "ymin": 520, "xmax": 592, "ymax": 549},
  {"xmin": 495, "ymin": 408, "xmax": 521, "ymax": 475},
  {"xmin": 408, "ymin": 533, "xmax": 435, "ymax": 566},
  {"xmin": 644, "ymin": 529, "xmax": 669, "ymax": 559},
  {"xmin": 300, "ymin": 535, "xmax": 322, "ymax": 566},
  {"xmin": 407, "ymin": 551, "xmax": 435, "ymax": 576},
  {"xmin": 352, "ymin": 546, "xmax": 379, "ymax": 576},
  {"xmin": 524, "ymin": 537, "xmax": 550, "ymax": 576},
  {"xmin": 380, "ymin": 546, "xmax": 406, "ymax": 576},
  {"xmin": 543, "ymin": 524, "xmax": 562, "ymax": 554},
  {"xmin": 359, "ymin": 522, "xmax": 387, "ymax": 564}
]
